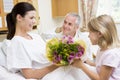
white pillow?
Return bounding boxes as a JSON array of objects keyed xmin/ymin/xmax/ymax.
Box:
[
  {"xmin": 0, "ymin": 42, "xmax": 6, "ymax": 66},
  {"xmin": 40, "ymin": 33, "xmax": 57, "ymax": 42},
  {"xmin": 0, "ymin": 39, "xmax": 11, "ymax": 66}
]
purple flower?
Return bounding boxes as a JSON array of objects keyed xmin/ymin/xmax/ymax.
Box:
[
  {"xmin": 67, "ymin": 52, "xmax": 75, "ymax": 64},
  {"xmin": 77, "ymin": 46, "xmax": 84, "ymax": 52},
  {"xmin": 53, "ymin": 51, "xmax": 57, "ymax": 55},
  {"xmin": 53, "ymin": 55, "xmax": 62, "ymax": 64},
  {"xmin": 75, "ymin": 52, "xmax": 83, "ymax": 59},
  {"xmin": 62, "ymin": 35, "xmax": 74, "ymax": 44},
  {"xmin": 57, "ymin": 55, "xmax": 62, "ymax": 61},
  {"xmin": 67, "ymin": 39, "xmax": 74, "ymax": 44}
]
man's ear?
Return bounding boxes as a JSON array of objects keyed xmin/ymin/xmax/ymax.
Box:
[
  {"xmin": 16, "ymin": 14, "xmax": 23, "ymax": 22},
  {"xmin": 75, "ymin": 25, "xmax": 79, "ymax": 30}
]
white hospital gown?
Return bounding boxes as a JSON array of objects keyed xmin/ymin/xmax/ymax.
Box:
[{"xmin": 3, "ymin": 33, "xmax": 49, "ymax": 80}]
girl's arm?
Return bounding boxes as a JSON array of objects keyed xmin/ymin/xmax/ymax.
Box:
[
  {"xmin": 73, "ymin": 59, "xmax": 113, "ymax": 80},
  {"xmin": 99, "ymin": 65, "xmax": 113, "ymax": 80},
  {"xmin": 84, "ymin": 59, "xmax": 96, "ymax": 66},
  {"xmin": 21, "ymin": 65, "xmax": 58, "ymax": 79}
]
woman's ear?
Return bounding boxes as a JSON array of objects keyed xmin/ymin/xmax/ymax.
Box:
[{"xmin": 16, "ymin": 14, "xmax": 23, "ymax": 22}]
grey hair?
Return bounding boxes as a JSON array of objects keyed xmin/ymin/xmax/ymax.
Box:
[{"xmin": 66, "ymin": 12, "xmax": 81, "ymax": 26}]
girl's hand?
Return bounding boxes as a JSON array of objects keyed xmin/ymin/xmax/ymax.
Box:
[
  {"xmin": 72, "ymin": 59, "xmax": 84, "ymax": 69},
  {"xmin": 84, "ymin": 59, "xmax": 96, "ymax": 66}
]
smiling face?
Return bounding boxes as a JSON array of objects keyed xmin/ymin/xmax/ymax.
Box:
[
  {"xmin": 16, "ymin": 10, "xmax": 36, "ymax": 32},
  {"xmin": 62, "ymin": 15, "xmax": 78, "ymax": 37}
]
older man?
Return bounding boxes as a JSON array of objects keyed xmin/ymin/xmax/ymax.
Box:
[
  {"xmin": 40, "ymin": 13, "xmax": 97, "ymax": 80},
  {"xmin": 57, "ymin": 12, "xmax": 94, "ymax": 60}
]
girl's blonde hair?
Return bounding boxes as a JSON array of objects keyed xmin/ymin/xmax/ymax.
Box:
[{"xmin": 88, "ymin": 14, "xmax": 120, "ymax": 49}]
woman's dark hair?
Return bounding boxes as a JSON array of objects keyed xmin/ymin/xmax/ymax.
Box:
[{"xmin": 6, "ymin": 2, "xmax": 36, "ymax": 40}]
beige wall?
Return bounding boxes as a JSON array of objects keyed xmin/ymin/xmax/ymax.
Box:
[
  {"xmin": 0, "ymin": 34, "xmax": 6, "ymax": 42},
  {"xmin": 37, "ymin": 0, "xmax": 120, "ymax": 35}
]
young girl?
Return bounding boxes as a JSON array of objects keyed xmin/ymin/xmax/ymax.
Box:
[{"xmin": 72, "ymin": 15, "xmax": 120, "ymax": 80}]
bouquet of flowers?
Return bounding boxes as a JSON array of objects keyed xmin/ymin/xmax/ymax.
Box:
[{"xmin": 46, "ymin": 36, "xmax": 86, "ymax": 66}]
